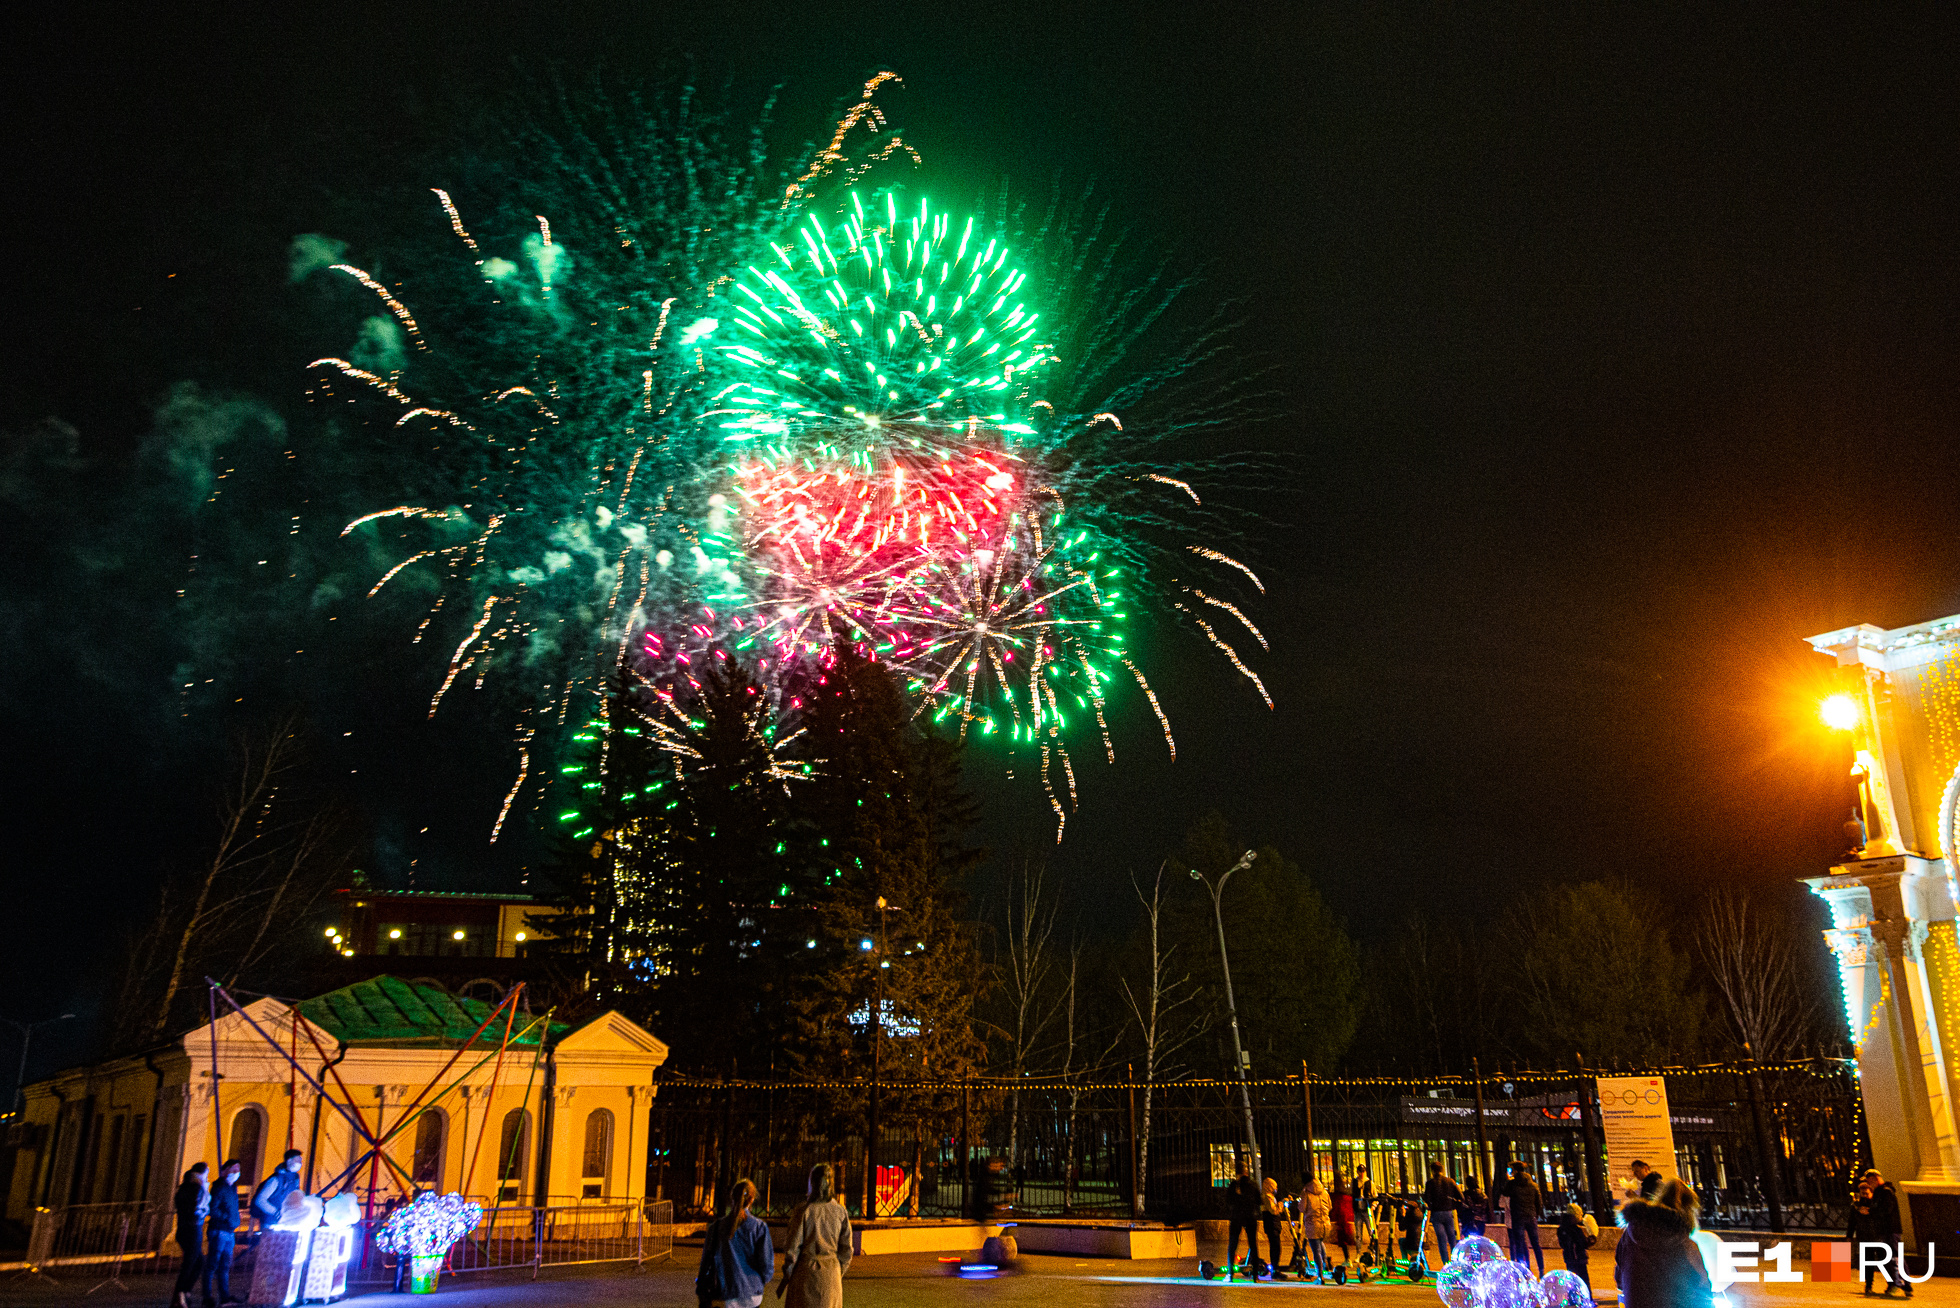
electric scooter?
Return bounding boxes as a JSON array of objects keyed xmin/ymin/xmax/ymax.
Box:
[
  {"xmin": 1380, "ymin": 1196, "xmax": 1434, "ymax": 1283},
  {"xmin": 1283, "ymin": 1198, "xmax": 1330, "ymax": 1284}
]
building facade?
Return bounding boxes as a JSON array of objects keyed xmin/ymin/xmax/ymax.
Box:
[
  {"xmin": 307, "ymin": 890, "xmax": 564, "ymax": 1001},
  {"xmin": 1806, "ymin": 615, "xmax": 1960, "ymax": 1255},
  {"xmin": 4, "ymin": 976, "xmax": 666, "ymax": 1228}
]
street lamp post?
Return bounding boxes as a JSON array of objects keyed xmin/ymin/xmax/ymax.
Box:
[
  {"xmin": 3, "ymin": 1014, "xmax": 76, "ymax": 1114},
  {"xmin": 863, "ymin": 898, "xmax": 902, "ymax": 1220},
  {"xmin": 1193, "ymin": 851, "xmax": 1262, "ymax": 1188}
]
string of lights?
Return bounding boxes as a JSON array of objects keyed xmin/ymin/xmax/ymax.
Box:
[{"xmin": 649, "ymin": 1055, "xmax": 1857, "ymax": 1093}]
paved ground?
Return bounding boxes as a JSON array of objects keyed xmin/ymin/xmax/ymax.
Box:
[{"xmin": 7, "ymin": 1243, "xmax": 1950, "ymax": 1308}]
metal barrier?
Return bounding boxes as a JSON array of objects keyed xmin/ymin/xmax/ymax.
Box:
[
  {"xmin": 643, "ymin": 1199, "xmax": 674, "ymax": 1263},
  {"xmin": 10, "ymin": 1201, "xmax": 260, "ymax": 1286},
  {"xmin": 436, "ymin": 1200, "xmax": 669, "ymax": 1279},
  {"xmin": 426, "ymin": 1205, "xmax": 542, "ymax": 1279},
  {"xmin": 539, "ymin": 1203, "xmax": 643, "ymax": 1268}
]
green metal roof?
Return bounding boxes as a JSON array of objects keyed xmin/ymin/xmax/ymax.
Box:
[{"xmin": 297, "ymin": 976, "xmax": 568, "ymax": 1048}]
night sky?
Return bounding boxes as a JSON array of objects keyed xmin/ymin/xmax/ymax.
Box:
[{"xmin": 7, "ymin": 5, "xmax": 1960, "ymax": 1079}]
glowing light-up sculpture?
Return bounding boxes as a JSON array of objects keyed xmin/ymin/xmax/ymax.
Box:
[
  {"xmin": 246, "ymin": 1190, "xmax": 361, "ymax": 1307},
  {"xmin": 1805, "ymin": 615, "xmax": 1960, "ymax": 1250},
  {"xmin": 374, "ymin": 1192, "xmax": 484, "ymax": 1294}
]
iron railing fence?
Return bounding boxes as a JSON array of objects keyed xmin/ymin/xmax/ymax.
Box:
[{"xmin": 647, "ymin": 1058, "xmax": 1865, "ymax": 1232}]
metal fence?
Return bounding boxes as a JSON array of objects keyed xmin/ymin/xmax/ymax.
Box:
[
  {"xmin": 648, "ymin": 1058, "xmax": 1866, "ymax": 1232},
  {"xmin": 13, "ymin": 1200, "xmax": 233, "ymax": 1284}
]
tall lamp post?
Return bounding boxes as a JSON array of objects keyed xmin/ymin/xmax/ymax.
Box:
[
  {"xmin": 863, "ymin": 898, "xmax": 903, "ymax": 1220},
  {"xmin": 3, "ymin": 1014, "xmax": 75, "ymax": 1114},
  {"xmin": 1193, "ymin": 850, "xmax": 1261, "ymax": 1188}
]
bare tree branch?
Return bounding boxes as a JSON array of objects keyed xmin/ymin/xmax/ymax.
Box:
[
  {"xmin": 1695, "ymin": 888, "xmax": 1818, "ymax": 1061},
  {"xmin": 1119, "ymin": 860, "xmax": 1212, "ymax": 1215}
]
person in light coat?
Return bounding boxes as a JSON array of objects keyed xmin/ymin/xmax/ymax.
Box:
[
  {"xmin": 779, "ymin": 1163, "xmax": 853, "ymax": 1308},
  {"xmin": 1299, "ymin": 1178, "xmax": 1332, "ymax": 1279}
]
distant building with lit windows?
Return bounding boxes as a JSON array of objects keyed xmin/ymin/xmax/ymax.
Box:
[{"xmin": 313, "ymin": 889, "xmax": 563, "ymax": 1001}]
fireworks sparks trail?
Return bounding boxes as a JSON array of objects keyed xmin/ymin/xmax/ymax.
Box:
[
  {"xmin": 330, "ymin": 265, "xmax": 427, "ymax": 351},
  {"xmin": 431, "ymin": 187, "xmax": 481, "ymax": 255},
  {"xmin": 301, "ymin": 75, "xmax": 1273, "ymax": 842},
  {"xmin": 1187, "ymin": 545, "xmax": 1264, "ymax": 593},
  {"xmin": 1145, "ymin": 473, "xmax": 1200, "ymax": 504}
]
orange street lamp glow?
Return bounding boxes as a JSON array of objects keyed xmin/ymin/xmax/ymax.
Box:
[{"xmin": 1822, "ymin": 694, "xmax": 1859, "ymax": 731}]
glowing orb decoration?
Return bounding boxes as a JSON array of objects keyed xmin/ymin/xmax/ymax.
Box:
[
  {"xmin": 1822, "ymin": 693, "xmax": 1859, "ymax": 731},
  {"xmin": 1453, "ymin": 1235, "xmax": 1506, "ymax": 1268},
  {"xmin": 1436, "ymin": 1259, "xmax": 1480, "ymax": 1308},
  {"xmin": 274, "ymin": 1192, "xmax": 324, "ymax": 1231},
  {"xmin": 1471, "ymin": 1259, "xmax": 1547, "ymax": 1308},
  {"xmin": 1539, "ymin": 1268, "xmax": 1592, "ymax": 1308}
]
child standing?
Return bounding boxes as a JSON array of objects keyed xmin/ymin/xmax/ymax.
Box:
[{"xmin": 1557, "ymin": 1202, "xmax": 1597, "ymax": 1290}]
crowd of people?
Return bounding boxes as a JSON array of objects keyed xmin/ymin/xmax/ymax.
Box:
[
  {"xmin": 1213, "ymin": 1156, "xmax": 1577, "ymax": 1283},
  {"xmin": 169, "ymin": 1148, "xmax": 306, "ymax": 1308},
  {"xmin": 1197, "ymin": 1153, "xmax": 1919, "ymax": 1308}
]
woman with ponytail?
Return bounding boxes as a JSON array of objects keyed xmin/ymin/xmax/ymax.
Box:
[{"xmin": 697, "ymin": 1178, "xmax": 773, "ymax": 1308}]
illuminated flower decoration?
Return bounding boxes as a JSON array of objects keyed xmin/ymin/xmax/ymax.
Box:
[{"xmin": 374, "ymin": 1192, "xmax": 483, "ymax": 1260}]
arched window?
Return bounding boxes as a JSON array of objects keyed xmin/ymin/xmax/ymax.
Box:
[
  {"xmin": 496, "ymin": 1109, "xmax": 530, "ymax": 1201},
  {"xmin": 227, "ymin": 1105, "xmax": 267, "ymax": 1186},
  {"xmin": 581, "ymin": 1109, "xmax": 614, "ymax": 1199},
  {"xmin": 411, "ymin": 1109, "xmax": 446, "ymax": 1188}
]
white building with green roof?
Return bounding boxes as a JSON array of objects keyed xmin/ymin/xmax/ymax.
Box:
[{"xmin": 6, "ymin": 976, "xmax": 668, "ymax": 1232}]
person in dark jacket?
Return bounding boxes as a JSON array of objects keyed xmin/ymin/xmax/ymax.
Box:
[
  {"xmin": 172, "ymin": 1163, "xmax": 210, "ymax": 1308},
  {"xmin": 1462, "ymin": 1180, "xmax": 1492, "ymax": 1236},
  {"xmin": 1260, "ymin": 1177, "xmax": 1290, "ymax": 1279},
  {"xmin": 1615, "ymin": 1180, "xmax": 1714, "ymax": 1308},
  {"xmin": 202, "ymin": 1160, "xmax": 243, "ymax": 1307},
  {"xmin": 250, "ymin": 1150, "xmax": 303, "ymax": 1228},
  {"xmin": 1225, "ymin": 1161, "xmax": 1262, "ymax": 1278},
  {"xmin": 1502, "ymin": 1162, "xmax": 1546, "ymax": 1274},
  {"xmin": 1425, "ymin": 1161, "xmax": 1464, "ymax": 1265},
  {"xmin": 1556, "ymin": 1202, "xmax": 1595, "ymax": 1287},
  {"xmin": 1851, "ymin": 1170, "xmax": 1911, "ymax": 1298}
]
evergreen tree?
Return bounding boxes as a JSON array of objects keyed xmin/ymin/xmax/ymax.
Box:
[
  {"xmin": 1510, "ymin": 881, "xmax": 1709, "ymax": 1066},
  {"xmin": 537, "ymin": 661, "xmax": 815, "ymax": 1067},
  {"xmin": 785, "ymin": 644, "xmax": 986, "ymax": 1083}
]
